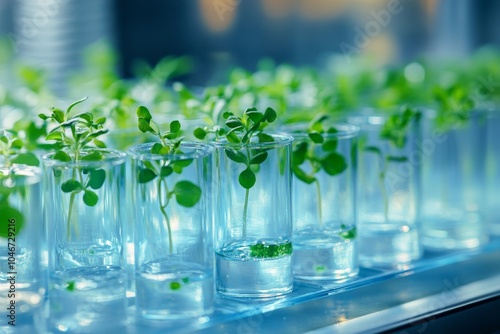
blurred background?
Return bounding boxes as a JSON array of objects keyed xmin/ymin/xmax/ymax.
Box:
[{"xmin": 1, "ymin": 0, "xmax": 499, "ymax": 96}]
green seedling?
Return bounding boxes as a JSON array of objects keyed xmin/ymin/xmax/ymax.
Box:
[
  {"xmin": 363, "ymin": 107, "xmax": 418, "ymax": 222},
  {"xmin": 195, "ymin": 107, "xmax": 287, "ymax": 258},
  {"xmin": 135, "ymin": 106, "xmax": 201, "ymax": 254},
  {"xmin": 198, "ymin": 107, "xmax": 277, "ymax": 237},
  {"xmin": 39, "ymin": 97, "xmax": 109, "ymax": 239},
  {"xmin": 290, "ymin": 115, "xmax": 354, "ymax": 239}
]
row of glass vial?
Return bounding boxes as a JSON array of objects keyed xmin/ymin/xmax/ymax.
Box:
[{"xmin": 1, "ymin": 109, "xmax": 498, "ymax": 332}]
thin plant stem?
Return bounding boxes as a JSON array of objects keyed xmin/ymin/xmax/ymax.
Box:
[
  {"xmin": 315, "ymin": 179, "xmax": 323, "ymax": 226},
  {"xmin": 242, "ymin": 188, "xmax": 249, "ymax": 238},
  {"xmin": 158, "ymin": 176, "xmax": 173, "ymax": 254},
  {"xmin": 67, "ymin": 192, "xmax": 76, "ymax": 239}
]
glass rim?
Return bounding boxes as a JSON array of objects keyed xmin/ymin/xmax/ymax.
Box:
[
  {"xmin": 41, "ymin": 148, "xmax": 126, "ymax": 168},
  {"xmin": 281, "ymin": 123, "xmax": 360, "ymax": 140},
  {"xmin": 127, "ymin": 141, "xmax": 214, "ymax": 161},
  {"xmin": 212, "ymin": 133, "xmax": 293, "ymax": 149}
]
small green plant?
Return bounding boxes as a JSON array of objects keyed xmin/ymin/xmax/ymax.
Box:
[
  {"xmin": 195, "ymin": 107, "xmax": 291, "ymax": 259},
  {"xmin": 362, "ymin": 107, "xmax": 417, "ymax": 222},
  {"xmin": 196, "ymin": 107, "xmax": 277, "ymax": 238},
  {"xmin": 38, "ymin": 97, "xmax": 109, "ymax": 239},
  {"xmin": 289, "ymin": 115, "xmax": 352, "ymax": 231},
  {"xmin": 0, "ymin": 131, "xmax": 39, "ymax": 238},
  {"xmin": 135, "ymin": 106, "xmax": 201, "ymax": 254}
]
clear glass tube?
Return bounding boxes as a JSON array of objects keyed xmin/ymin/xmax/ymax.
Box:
[
  {"xmin": 284, "ymin": 123, "xmax": 359, "ymax": 281},
  {"xmin": 349, "ymin": 114, "xmax": 421, "ymax": 269},
  {"xmin": 214, "ymin": 134, "xmax": 293, "ymax": 298},
  {"xmin": 485, "ymin": 110, "xmax": 500, "ymax": 235},
  {"xmin": 420, "ymin": 110, "xmax": 488, "ymax": 250},
  {"xmin": 0, "ymin": 164, "xmax": 44, "ymax": 333},
  {"xmin": 42, "ymin": 148, "xmax": 127, "ymax": 333},
  {"xmin": 128, "ymin": 142, "xmax": 214, "ymax": 319}
]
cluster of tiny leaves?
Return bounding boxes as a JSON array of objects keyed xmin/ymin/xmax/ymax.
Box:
[
  {"xmin": 363, "ymin": 107, "xmax": 418, "ymax": 221},
  {"xmin": 249, "ymin": 241, "xmax": 293, "ymax": 259},
  {"xmin": 0, "ymin": 131, "xmax": 40, "ymax": 168},
  {"xmin": 290, "ymin": 116, "xmax": 356, "ymax": 240},
  {"xmin": 136, "ymin": 106, "xmax": 201, "ymax": 208},
  {"xmin": 196, "ymin": 107, "xmax": 277, "ymax": 190},
  {"xmin": 365, "ymin": 107, "xmax": 417, "ymax": 163},
  {"xmin": 38, "ymin": 97, "xmax": 109, "ymax": 208},
  {"xmin": 0, "ymin": 132, "xmax": 39, "ymax": 238},
  {"xmin": 291, "ymin": 115, "xmax": 347, "ymax": 185}
]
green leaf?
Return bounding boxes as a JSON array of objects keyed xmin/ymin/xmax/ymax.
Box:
[
  {"xmin": 95, "ymin": 117, "xmax": 106, "ymax": 125},
  {"xmin": 84, "ymin": 129, "xmax": 108, "ymax": 141},
  {"xmin": 45, "ymin": 132, "xmax": 63, "ymax": 141},
  {"xmin": 51, "ymin": 108, "xmax": 65, "ymax": 123},
  {"xmin": 387, "ymin": 156, "xmax": 408, "ymax": 163},
  {"xmin": 138, "ymin": 118, "xmax": 154, "ymax": 133},
  {"xmin": 75, "ymin": 112, "xmax": 93, "ymax": 123},
  {"xmin": 246, "ymin": 110, "xmax": 264, "ymax": 123},
  {"xmin": 151, "ymin": 143, "xmax": 165, "ymax": 155},
  {"xmin": 0, "ymin": 205, "xmax": 25, "ymax": 238},
  {"xmin": 225, "ymin": 149, "xmax": 247, "ymax": 164},
  {"xmin": 193, "ymin": 127, "xmax": 207, "ymax": 140},
  {"xmin": 83, "ymin": 190, "xmax": 98, "ymax": 206},
  {"xmin": 163, "ymin": 132, "xmax": 177, "ymax": 140},
  {"xmin": 160, "ymin": 166, "xmax": 173, "ymax": 177},
  {"xmin": 322, "ymin": 139, "xmax": 338, "ymax": 151},
  {"xmin": 326, "ymin": 126, "xmax": 338, "ymax": 134},
  {"xmin": 292, "ymin": 165, "xmax": 316, "ymax": 184},
  {"xmin": 321, "ymin": 152, "xmax": 347, "ymax": 176},
  {"xmin": 66, "ymin": 97, "xmax": 88, "ymax": 115},
  {"xmin": 88, "ymin": 169, "xmax": 106, "ymax": 189},
  {"xmin": 292, "ymin": 142, "xmax": 308, "ymax": 166},
  {"xmin": 65, "ymin": 281, "xmax": 76, "ymax": 292},
  {"xmin": 173, "ymin": 181, "xmax": 202, "ymax": 207},
  {"xmin": 250, "ymin": 152, "xmax": 268, "ymax": 165},
  {"xmin": 11, "ymin": 139, "xmax": 23, "ymax": 149},
  {"xmin": 136, "ymin": 106, "xmax": 152, "ymax": 121},
  {"xmin": 81, "ymin": 151, "xmax": 103, "ymax": 161},
  {"xmin": 93, "ymin": 139, "xmax": 106, "ymax": 148},
  {"xmin": 239, "ymin": 168, "xmax": 256, "ymax": 189},
  {"xmin": 61, "ymin": 180, "xmax": 83, "ymax": 193},
  {"xmin": 225, "ymin": 116, "xmax": 243, "ymax": 129},
  {"xmin": 170, "ymin": 282, "xmax": 181, "ymax": 290},
  {"xmin": 170, "ymin": 120, "xmax": 181, "ymax": 133},
  {"xmin": 38, "ymin": 113, "xmax": 49, "ymax": 121},
  {"xmin": 174, "ymin": 159, "xmax": 193, "ymax": 168},
  {"xmin": 53, "ymin": 151, "xmax": 72, "ymax": 162},
  {"xmin": 226, "ymin": 131, "xmax": 241, "ymax": 144},
  {"xmin": 264, "ymin": 107, "xmax": 277, "ymax": 123},
  {"xmin": 308, "ymin": 132, "xmax": 324, "ymax": 144},
  {"xmin": 138, "ymin": 168, "xmax": 157, "ymax": 183},
  {"xmin": 257, "ymin": 133, "xmax": 274, "ymax": 143},
  {"xmin": 11, "ymin": 153, "xmax": 40, "ymax": 166},
  {"xmin": 364, "ymin": 146, "xmax": 382, "ymax": 157},
  {"xmin": 340, "ymin": 227, "xmax": 357, "ymax": 240}
]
